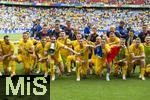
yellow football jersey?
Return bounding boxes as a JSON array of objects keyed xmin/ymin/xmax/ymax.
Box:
[
  {"xmin": 35, "ymin": 42, "xmax": 45, "ymax": 58},
  {"xmin": 129, "ymin": 44, "xmax": 144, "ymax": 56},
  {"xmin": 20, "ymin": 38, "xmax": 36, "ymax": 45},
  {"xmin": 74, "ymin": 44, "xmax": 89, "ymax": 61},
  {"xmin": 18, "ymin": 40, "xmax": 33, "ymax": 56},
  {"xmin": 102, "ymin": 44, "xmax": 110, "ymax": 60},
  {"xmin": 70, "ymin": 40, "xmax": 88, "ymax": 48},
  {"xmin": 0, "ymin": 40, "xmax": 14, "ymax": 55},
  {"xmin": 57, "ymin": 37, "xmax": 71, "ymax": 56},
  {"xmin": 44, "ymin": 41, "xmax": 64, "ymax": 57},
  {"xmin": 108, "ymin": 37, "xmax": 120, "ymax": 46},
  {"xmin": 70, "ymin": 40, "xmax": 79, "ymax": 48},
  {"xmin": 30, "ymin": 38, "xmax": 37, "ymax": 45}
]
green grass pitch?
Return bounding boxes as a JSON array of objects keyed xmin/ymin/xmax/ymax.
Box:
[
  {"xmin": 0, "ymin": 33, "xmax": 22, "ymax": 41},
  {"xmin": 1, "ymin": 34, "xmax": 150, "ymax": 100},
  {"xmin": 51, "ymin": 72, "xmax": 150, "ymax": 100}
]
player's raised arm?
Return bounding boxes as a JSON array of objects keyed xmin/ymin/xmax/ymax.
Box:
[{"xmin": 57, "ymin": 41, "xmax": 79, "ymax": 55}]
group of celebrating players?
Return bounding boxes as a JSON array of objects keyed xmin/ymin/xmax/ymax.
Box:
[{"xmin": 0, "ymin": 20, "xmax": 150, "ymax": 82}]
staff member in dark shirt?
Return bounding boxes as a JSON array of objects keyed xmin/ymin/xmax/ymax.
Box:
[
  {"xmin": 36, "ymin": 25, "xmax": 48, "ymax": 40},
  {"xmin": 30, "ymin": 19, "xmax": 42, "ymax": 38},
  {"xmin": 63, "ymin": 20, "xmax": 74, "ymax": 40},
  {"xmin": 70, "ymin": 27, "xmax": 79, "ymax": 41},
  {"xmin": 126, "ymin": 29, "xmax": 137, "ymax": 46},
  {"xmin": 84, "ymin": 23, "xmax": 91, "ymax": 35},
  {"xmin": 87, "ymin": 26, "xmax": 99, "ymax": 42},
  {"xmin": 47, "ymin": 24, "xmax": 53, "ymax": 36},
  {"xmin": 107, "ymin": 26, "xmax": 118, "ymax": 37},
  {"xmin": 138, "ymin": 24, "xmax": 150, "ymax": 43},
  {"xmin": 51, "ymin": 24, "xmax": 61, "ymax": 39},
  {"xmin": 55, "ymin": 19, "xmax": 65, "ymax": 30},
  {"xmin": 72, "ymin": 27, "xmax": 85, "ymax": 40},
  {"xmin": 116, "ymin": 21, "xmax": 127, "ymax": 39}
]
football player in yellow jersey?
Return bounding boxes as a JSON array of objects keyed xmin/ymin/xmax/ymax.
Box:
[
  {"xmin": 66, "ymin": 33, "xmax": 83, "ymax": 75},
  {"xmin": 107, "ymin": 32, "xmax": 120, "ymax": 46},
  {"xmin": 18, "ymin": 32, "xmax": 37, "ymax": 72},
  {"xmin": 44, "ymin": 35, "xmax": 77, "ymax": 80},
  {"xmin": 57, "ymin": 31, "xmax": 71, "ymax": 68},
  {"xmin": 143, "ymin": 36, "xmax": 150, "ymax": 76},
  {"xmin": 44, "ymin": 36, "xmax": 65, "ymax": 78},
  {"xmin": 75, "ymin": 39, "xmax": 93, "ymax": 81},
  {"xmin": 129, "ymin": 38, "xmax": 146, "ymax": 80},
  {"xmin": 113, "ymin": 38, "xmax": 128, "ymax": 80},
  {"xmin": 25, "ymin": 32, "xmax": 38, "ymax": 72},
  {"xmin": 0, "ymin": 35, "xmax": 16, "ymax": 77},
  {"xmin": 89, "ymin": 36, "xmax": 101, "ymax": 74},
  {"xmin": 126, "ymin": 39, "xmax": 136, "ymax": 76},
  {"xmin": 20, "ymin": 32, "xmax": 38, "ymax": 45},
  {"xmin": 46, "ymin": 36, "xmax": 51, "ymax": 43},
  {"xmin": 35, "ymin": 37, "xmax": 48, "ymax": 77},
  {"xmin": 69, "ymin": 33, "xmax": 84, "ymax": 48},
  {"xmin": 17, "ymin": 33, "xmax": 34, "ymax": 75},
  {"xmin": 95, "ymin": 39, "xmax": 111, "ymax": 81}
]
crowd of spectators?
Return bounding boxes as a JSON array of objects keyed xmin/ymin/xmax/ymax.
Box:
[{"xmin": 0, "ymin": 5, "xmax": 149, "ymax": 35}]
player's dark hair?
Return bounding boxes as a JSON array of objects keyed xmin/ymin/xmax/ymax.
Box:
[
  {"xmin": 43, "ymin": 24, "xmax": 47, "ymax": 27},
  {"xmin": 60, "ymin": 30, "xmax": 65, "ymax": 33},
  {"xmin": 135, "ymin": 37, "xmax": 141, "ymax": 42},
  {"xmin": 3, "ymin": 35, "xmax": 9, "ymax": 39},
  {"xmin": 50, "ymin": 35, "xmax": 56, "ymax": 39}
]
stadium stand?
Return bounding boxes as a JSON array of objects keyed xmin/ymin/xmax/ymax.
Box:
[{"xmin": 0, "ymin": 5, "xmax": 149, "ymax": 35}]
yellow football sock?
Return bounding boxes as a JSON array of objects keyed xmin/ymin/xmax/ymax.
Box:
[
  {"xmin": 50, "ymin": 61, "xmax": 55, "ymax": 76},
  {"xmin": 141, "ymin": 67, "xmax": 145, "ymax": 77},
  {"xmin": 122, "ymin": 65, "xmax": 128, "ymax": 76}
]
